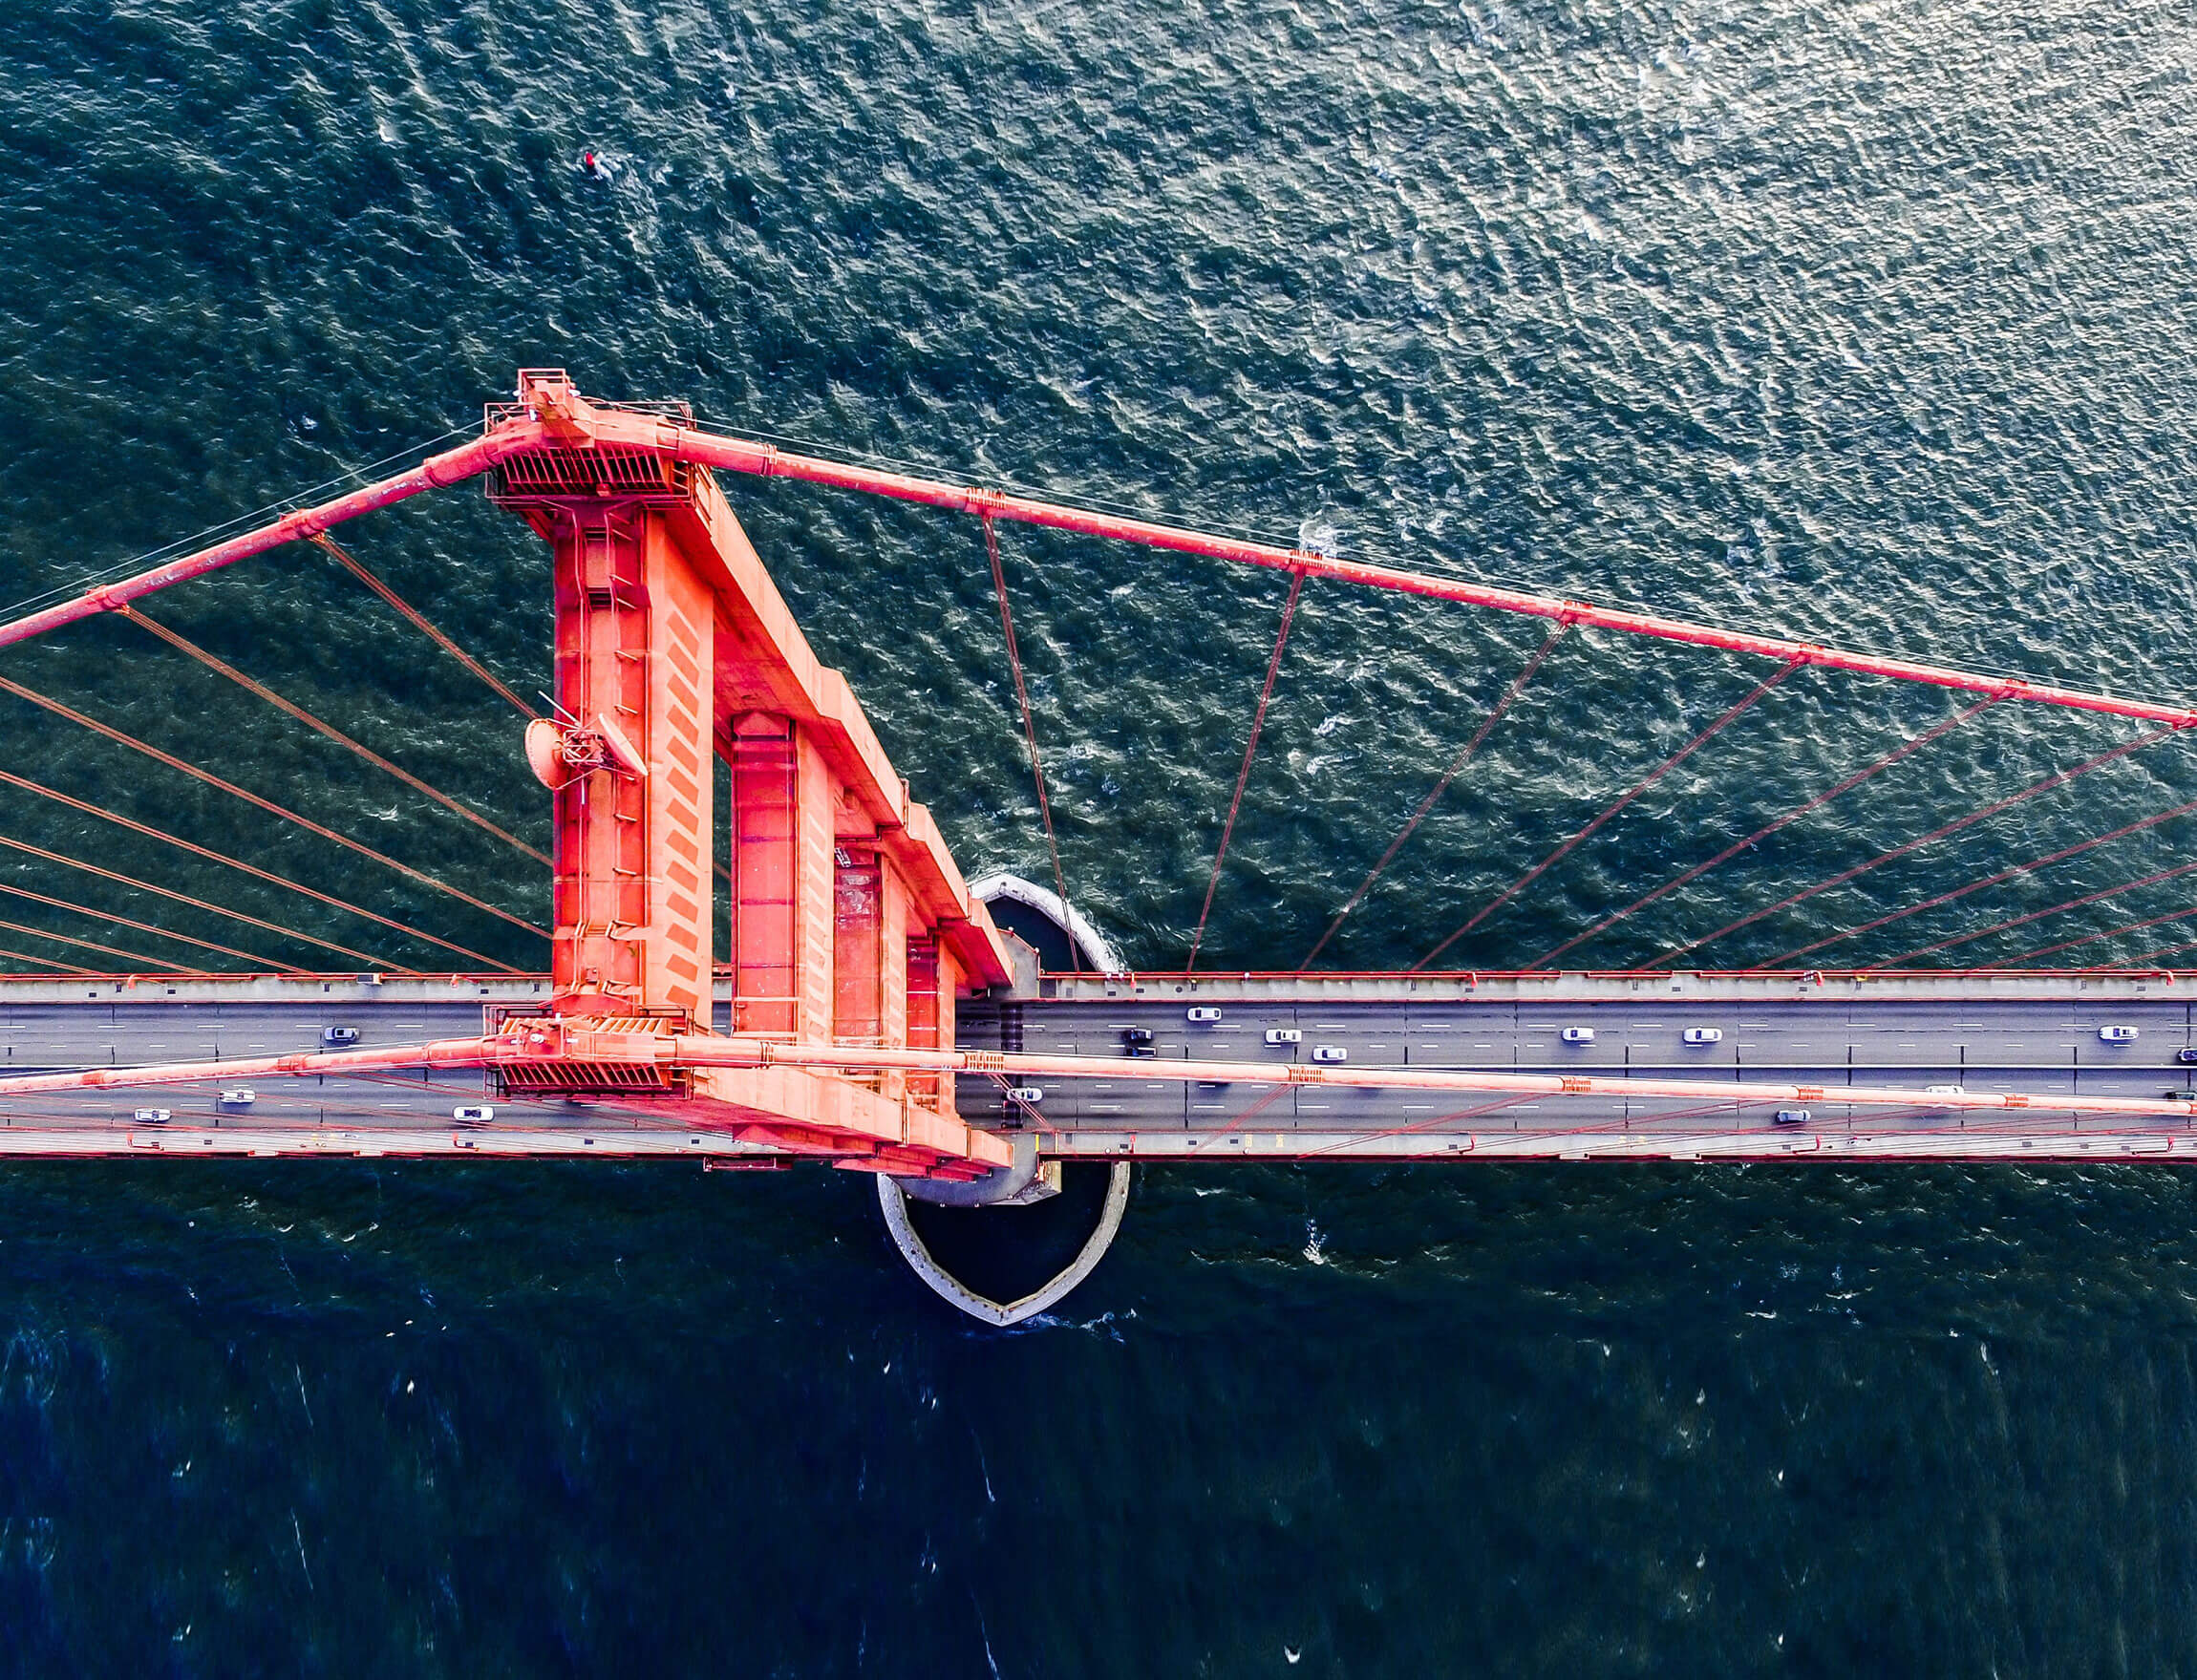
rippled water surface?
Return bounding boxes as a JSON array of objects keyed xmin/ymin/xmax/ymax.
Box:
[{"xmin": 3, "ymin": 0, "xmax": 2197, "ymax": 1669}]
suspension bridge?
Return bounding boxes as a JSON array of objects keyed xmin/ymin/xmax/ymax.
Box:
[{"xmin": 3, "ymin": 370, "xmax": 2195, "ymax": 1318}]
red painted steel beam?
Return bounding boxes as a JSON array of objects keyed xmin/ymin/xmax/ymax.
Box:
[
  {"xmin": 10, "ymin": 378, "xmax": 2186, "ymax": 732},
  {"xmin": 0, "ymin": 423, "xmax": 545, "ymax": 652},
  {"xmin": 0, "ymin": 1035, "xmax": 501, "ymax": 1095},
  {"xmin": 604, "ymin": 418, "xmax": 2197, "ymax": 728},
  {"xmin": 713, "ymin": 1040, "xmax": 2197, "ymax": 1122}
]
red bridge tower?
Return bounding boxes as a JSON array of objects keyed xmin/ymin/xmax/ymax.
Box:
[{"xmin": 491, "ymin": 372, "xmax": 1014, "ymax": 1180}]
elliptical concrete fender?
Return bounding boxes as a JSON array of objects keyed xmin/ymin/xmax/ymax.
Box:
[{"xmin": 878, "ymin": 1159, "xmax": 1132, "ymax": 1326}]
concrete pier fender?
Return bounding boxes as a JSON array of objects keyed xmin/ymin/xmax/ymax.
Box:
[
  {"xmin": 880, "ymin": 866, "xmax": 1129, "ymax": 1325},
  {"xmin": 879, "ymin": 1158, "xmax": 1132, "ymax": 1326},
  {"xmin": 966, "ymin": 871, "xmax": 1124, "ymax": 973}
]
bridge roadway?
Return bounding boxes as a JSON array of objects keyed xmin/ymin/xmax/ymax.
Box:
[
  {"xmin": 3, "ymin": 975, "xmax": 2197, "ymax": 1162},
  {"xmin": 0, "ymin": 986, "xmax": 764, "ymax": 1160},
  {"xmin": 959, "ymin": 973, "xmax": 2197, "ymax": 1161}
]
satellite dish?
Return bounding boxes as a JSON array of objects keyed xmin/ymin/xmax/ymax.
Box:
[{"xmin": 523, "ymin": 717, "xmax": 565, "ymax": 789}]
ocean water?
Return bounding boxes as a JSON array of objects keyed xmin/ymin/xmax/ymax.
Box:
[{"xmin": 2, "ymin": 0, "xmax": 2197, "ymax": 1669}]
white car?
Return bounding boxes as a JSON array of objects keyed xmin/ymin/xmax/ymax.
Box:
[
  {"xmin": 1185, "ymin": 1007, "xmax": 1223, "ymax": 1024},
  {"xmin": 1560, "ymin": 1027, "xmax": 1595, "ymax": 1045},
  {"xmin": 218, "ymin": 1088, "xmax": 256, "ymax": 1108},
  {"xmin": 1007, "ymin": 1086, "xmax": 1044, "ymax": 1104},
  {"xmin": 452, "ymin": 1105, "xmax": 495, "ymax": 1126},
  {"xmin": 1265, "ymin": 1029, "xmax": 1302, "ymax": 1046},
  {"xmin": 321, "ymin": 1026, "xmax": 359, "ymax": 1047},
  {"xmin": 2099, "ymin": 1025, "xmax": 2139, "ymax": 1044},
  {"xmin": 1312, "ymin": 1045, "xmax": 1348, "ymax": 1064},
  {"xmin": 1924, "ymin": 1085, "xmax": 1966, "ymax": 1104},
  {"xmin": 133, "ymin": 1108, "xmax": 171, "ymax": 1124},
  {"xmin": 1682, "ymin": 1028, "xmax": 1723, "ymax": 1046},
  {"xmin": 1773, "ymin": 1109, "xmax": 1810, "ymax": 1126}
]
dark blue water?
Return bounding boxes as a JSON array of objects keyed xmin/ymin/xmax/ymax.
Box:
[{"xmin": 4, "ymin": 0, "xmax": 2197, "ymax": 1669}]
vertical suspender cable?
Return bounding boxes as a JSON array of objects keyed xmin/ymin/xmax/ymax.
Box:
[
  {"xmin": 1646, "ymin": 722, "xmax": 2181, "ymax": 968},
  {"xmin": 0, "ymin": 676, "xmax": 547, "ymax": 941},
  {"xmin": 0, "ymin": 768, "xmax": 494, "ymax": 971},
  {"xmin": 2006, "ymin": 902, "xmax": 2197, "ymax": 968},
  {"xmin": 119, "ymin": 606, "xmax": 548, "ymax": 863},
  {"xmin": 984, "ymin": 514, "xmax": 1075, "ymax": 935},
  {"xmin": 1301, "ymin": 1093, "xmax": 1537, "ymax": 1158},
  {"xmin": 2103, "ymin": 930, "xmax": 2197, "ymax": 970},
  {"xmin": 1413, "ymin": 658, "xmax": 1802, "ymax": 972},
  {"xmin": 0, "ymin": 830, "xmax": 383, "ymax": 970},
  {"xmin": 1765, "ymin": 786, "xmax": 2197, "ymax": 968},
  {"xmin": 1873, "ymin": 856, "xmax": 2197, "ymax": 969},
  {"xmin": 1527, "ymin": 693, "xmax": 2002, "ymax": 969},
  {"xmin": 0, "ymin": 880, "xmax": 293, "ymax": 972},
  {"xmin": 312, "ymin": 536, "xmax": 541, "ymax": 718},
  {"xmin": 1300, "ymin": 623, "xmax": 1567, "ymax": 971},
  {"xmin": 0, "ymin": 945, "xmax": 91, "ymax": 977},
  {"xmin": 0, "ymin": 915, "xmax": 195, "ymax": 974},
  {"xmin": 1186, "ymin": 568, "xmax": 1305, "ymax": 972}
]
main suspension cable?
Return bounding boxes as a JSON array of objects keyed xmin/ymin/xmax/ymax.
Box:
[
  {"xmin": 0, "ymin": 831, "xmax": 403, "ymax": 972},
  {"xmin": 983, "ymin": 513, "xmax": 1073, "ymax": 929},
  {"xmin": 0, "ymin": 677, "xmax": 547, "ymax": 940},
  {"xmin": 1300, "ymin": 623, "xmax": 1568, "ymax": 971},
  {"xmin": 0, "ymin": 425, "xmax": 470, "ymax": 623},
  {"xmin": 1528, "ymin": 692, "xmax": 2001, "ymax": 970},
  {"xmin": 1765, "ymin": 786, "xmax": 2197, "ymax": 969},
  {"xmin": 118, "ymin": 606, "xmax": 548, "ymax": 863},
  {"xmin": 311, "ymin": 535, "xmax": 541, "ymax": 719},
  {"xmin": 0, "ymin": 880, "xmax": 293, "ymax": 972},
  {"xmin": 1414, "ymin": 657, "xmax": 1802, "ymax": 971},
  {"xmin": 1187, "ymin": 569, "xmax": 1305, "ymax": 971},
  {"xmin": 0, "ymin": 767, "xmax": 503, "ymax": 971},
  {"xmin": 1647, "ymin": 721, "xmax": 2180, "ymax": 968}
]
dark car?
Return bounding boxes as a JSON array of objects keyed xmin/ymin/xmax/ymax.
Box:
[
  {"xmin": 1121, "ymin": 1026, "xmax": 1156, "ymax": 1058},
  {"xmin": 2178, "ymin": 1048, "xmax": 2197, "ymax": 1066},
  {"xmin": 2166, "ymin": 1090, "xmax": 2197, "ymax": 1102}
]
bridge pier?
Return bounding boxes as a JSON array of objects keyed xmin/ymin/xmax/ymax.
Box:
[
  {"xmin": 875, "ymin": 876, "xmax": 1136, "ymax": 1323},
  {"xmin": 878, "ymin": 1158, "xmax": 1134, "ymax": 1327}
]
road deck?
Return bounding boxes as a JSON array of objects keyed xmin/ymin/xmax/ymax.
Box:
[
  {"xmin": 960, "ymin": 987, "xmax": 2197, "ymax": 1161},
  {"xmin": 1, "ymin": 976, "xmax": 2193, "ymax": 1162}
]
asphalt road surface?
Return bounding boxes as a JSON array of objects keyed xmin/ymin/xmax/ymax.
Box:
[
  {"xmin": 955, "ymin": 996, "xmax": 2197, "ymax": 1151},
  {"xmin": 6, "ymin": 993, "xmax": 2197, "ymax": 1159},
  {"xmin": 0, "ymin": 999, "xmax": 728, "ymax": 1154}
]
